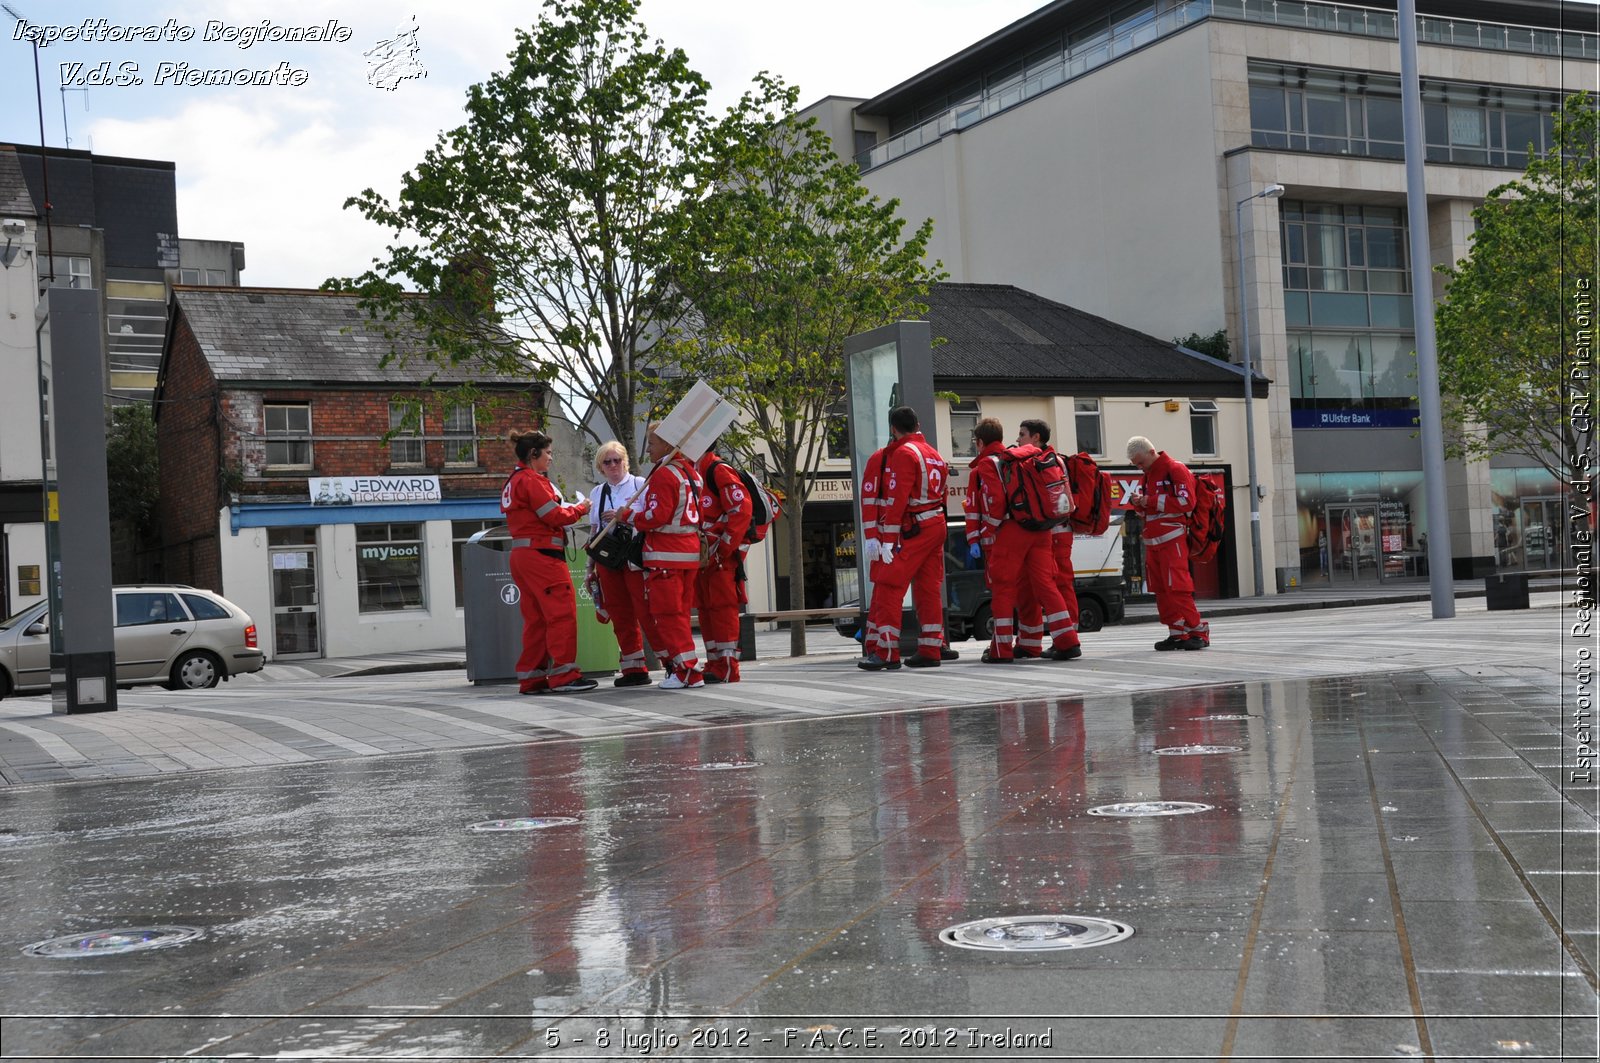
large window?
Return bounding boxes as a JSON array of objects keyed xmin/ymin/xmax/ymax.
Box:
[
  {"xmin": 389, "ymin": 402, "xmax": 423, "ymax": 466},
  {"xmin": 452, "ymin": 519, "xmax": 501, "ymax": 608},
  {"xmin": 265, "ymin": 403, "xmax": 313, "ymax": 468},
  {"xmin": 356, "ymin": 523, "xmax": 425, "ymax": 612},
  {"xmin": 443, "ymin": 404, "xmax": 478, "ymax": 466},
  {"xmin": 1280, "ymin": 201, "xmax": 1414, "ymax": 332},
  {"xmin": 1288, "ymin": 331, "xmax": 1416, "ymax": 408},
  {"xmin": 948, "ymin": 400, "xmax": 981, "ymax": 459},
  {"xmin": 1074, "ymin": 398, "xmax": 1103, "ymax": 456},
  {"xmin": 1250, "ymin": 62, "xmax": 1561, "ymax": 168}
]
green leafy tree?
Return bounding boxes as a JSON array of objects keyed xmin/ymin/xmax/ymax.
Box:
[
  {"xmin": 661, "ymin": 75, "xmax": 944, "ymax": 654},
  {"xmin": 1436, "ymin": 92, "xmax": 1597, "ymax": 485},
  {"xmin": 106, "ymin": 404, "xmax": 159, "ymax": 543},
  {"xmin": 332, "ymin": 0, "xmax": 711, "ymax": 458},
  {"xmin": 1176, "ymin": 329, "xmax": 1230, "ymax": 361}
]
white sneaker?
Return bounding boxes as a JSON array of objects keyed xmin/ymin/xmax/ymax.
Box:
[{"xmin": 660, "ymin": 673, "xmax": 705, "ymax": 690}]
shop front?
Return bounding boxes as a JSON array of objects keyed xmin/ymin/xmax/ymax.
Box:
[
  {"xmin": 1294, "ymin": 471, "xmax": 1428, "ymax": 585},
  {"xmin": 221, "ymin": 474, "xmax": 504, "ymax": 659},
  {"xmin": 1492, "ymin": 466, "xmax": 1591, "ymax": 572}
]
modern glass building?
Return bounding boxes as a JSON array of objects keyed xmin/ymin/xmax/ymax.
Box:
[{"xmin": 806, "ymin": 0, "xmax": 1595, "ymax": 589}]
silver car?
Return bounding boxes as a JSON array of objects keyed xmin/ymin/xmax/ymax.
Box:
[{"xmin": 0, "ymin": 586, "xmax": 266, "ymax": 698}]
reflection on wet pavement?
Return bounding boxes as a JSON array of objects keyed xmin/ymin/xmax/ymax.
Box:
[{"xmin": 0, "ymin": 665, "xmax": 1594, "ymax": 1060}]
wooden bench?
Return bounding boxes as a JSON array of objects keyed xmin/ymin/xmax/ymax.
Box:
[{"xmin": 738, "ymin": 608, "xmax": 859, "ymax": 660}]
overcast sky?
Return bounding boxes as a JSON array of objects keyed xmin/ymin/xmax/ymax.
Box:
[{"xmin": 0, "ymin": 0, "xmax": 1047, "ymax": 286}]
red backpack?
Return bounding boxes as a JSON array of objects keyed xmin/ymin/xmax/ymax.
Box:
[
  {"xmin": 997, "ymin": 445, "xmax": 1073, "ymax": 531},
  {"xmin": 706, "ymin": 458, "xmax": 781, "ymax": 544},
  {"xmin": 1064, "ymin": 452, "xmax": 1113, "ymax": 536},
  {"xmin": 1186, "ymin": 474, "xmax": 1227, "ymax": 562}
]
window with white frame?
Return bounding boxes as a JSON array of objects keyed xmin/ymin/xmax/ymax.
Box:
[
  {"xmin": 264, "ymin": 403, "xmax": 312, "ymax": 468},
  {"xmin": 389, "ymin": 402, "xmax": 424, "ymax": 466},
  {"xmin": 443, "ymin": 404, "xmax": 478, "ymax": 466},
  {"xmin": 38, "ymin": 256, "xmax": 90, "ymax": 290},
  {"xmin": 948, "ymin": 400, "xmax": 980, "ymax": 459},
  {"xmin": 1190, "ymin": 399, "xmax": 1219, "ymax": 456},
  {"xmin": 452, "ymin": 519, "xmax": 500, "ymax": 607},
  {"xmin": 356, "ymin": 523, "xmax": 425, "ymax": 612},
  {"xmin": 1074, "ymin": 398, "xmax": 1103, "ymax": 456}
]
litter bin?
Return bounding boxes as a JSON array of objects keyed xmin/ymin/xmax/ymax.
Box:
[
  {"xmin": 566, "ymin": 540, "xmax": 620, "ymax": 676},
  {"xmin": 461, "ymin": 527, "xmax": 619, "ymax": 684},
  {"xmin": 1485, "ymin": 571, "xmax": 1530, "ymax": 611}
]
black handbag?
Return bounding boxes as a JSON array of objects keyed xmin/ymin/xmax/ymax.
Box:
[{"xmin": 584, "ymin": 484, "xmax": 645, "ymax": 570}]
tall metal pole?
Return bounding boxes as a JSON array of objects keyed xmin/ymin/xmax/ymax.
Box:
[
  {"xmin": 1235, "ymin": 186, "xmax": 1280, "ymax": 597},
  {"xmin": 1399, "ymin": 0, "xmax": 1455, "ymax": 618}
]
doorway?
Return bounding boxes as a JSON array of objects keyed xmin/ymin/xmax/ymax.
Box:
[
  {"xmin": 268, "ymin": 527, "xmax": 321, "ymax": 658},
  {"xmin": 1516, "ymin": 496, "xmax": 1562, "ymax": 570},
  {"xmin": 1325, "ymin": 503, "xmax": 1382, "ymax": 583}
]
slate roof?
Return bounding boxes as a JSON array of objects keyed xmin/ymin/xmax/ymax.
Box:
[
  {"xmin": 925, "ymin": 283, "xmax": 1258, "ymax": 395},
  {"xmin": 169, "ymin": 287, "xmax": 536, "ymax": 387},
  {"xmin": 0, "ymin": 147, "xmax": 37, "ymax": 218}
]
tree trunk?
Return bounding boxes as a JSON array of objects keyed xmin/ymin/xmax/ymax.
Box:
[{"xmin": 787, "ymin": 494, "xmax": 807, "ymax": 657}]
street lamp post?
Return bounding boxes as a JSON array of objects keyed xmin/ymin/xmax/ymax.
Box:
[{"xmin": 1234, "ymin": 182, "xmax": 1284, "ymax": 598}]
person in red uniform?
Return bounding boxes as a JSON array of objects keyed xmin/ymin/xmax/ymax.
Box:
[
  {"xmin": 963, "ymin": 418, "xmax": 1007, "ymax": 563},
  {"xmin": 1126, "ymin": 434, "xmax": 1209, "ymax": 649},
  {"xmin": 977, "ymin": 435, "xmax": 1081, "ymax": 665},
  {"xmin": 860, "ymin": 406, "xmax": 949, "ymax": 670},
  {"xmin": 618, "ymin": 424, "xmax": 706, "ymax": 688},
  {"xmin": 696, "ymin": 444, "xmax": 754, "ymax": 683},
  {"xmin": 1013, "ymin": 419, "xmax": 1083, "ymax": 659},
  {"xmin": 859, "ymin": 443, "xmax": 889, "ymax": 655},
  {"xmin": 500, "ymin": 429, "xmax": 598, "ymax": 694}
]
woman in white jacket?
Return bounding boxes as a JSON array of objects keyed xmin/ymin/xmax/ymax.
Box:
[{"xmin": 587, "ymin": 441, "xmax": 655, "ymax": 687}]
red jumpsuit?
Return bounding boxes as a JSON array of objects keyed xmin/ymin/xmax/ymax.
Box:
[
  {"xmin": 1131, "ymin": 450, "xmax": 1209, "ymax": 644},
  {"xmin": 1017, "ymin": 445, "xmax": 1081, "ymax": 655},
  {"xmin": 860, "ymin": 446, "xmax": 889, "ymax": 651},
  {"xmin": 695, "ymin": 453, "xmax": 754, "ymax": 682},
  {"xmin": 501, "ymin": 463, "xmax": 588, "ymax": 693},
  {"xmin": 963, "ymin": 439, "xmax": 1008, "ymax": 555},
  {"xmin": 867, "ymin": 432, "xmax": 948, "ymax": 664},
  {"xmin": 980, "ymin": 445, "xmax": 1078, "ymax": 660},
  {"xmin": 630, "ymin": 454, "xmax": 705, "ymax": 683}
]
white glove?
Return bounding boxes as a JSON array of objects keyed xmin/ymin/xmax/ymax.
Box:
[
  {"xmin": 863, "ymin": 539, "xmax": 882, "ymax": 563},
  {"xmin": 879, "ymin": 541, "xmax": 897, "ymax": 565}
]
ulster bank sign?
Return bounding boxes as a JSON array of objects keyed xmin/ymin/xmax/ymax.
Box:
[{"xmin": 309, "ymin": 475, "xmax": 442, "ymax": 506}]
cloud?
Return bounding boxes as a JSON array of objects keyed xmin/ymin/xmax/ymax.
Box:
[{"xmin": 4, "ymin": 0, "xmax": 1045, "ymax": 287}]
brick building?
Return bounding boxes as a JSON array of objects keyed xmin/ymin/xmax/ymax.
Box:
[{"xmin": 156, "ymin": 286, "xmax": 547, "ymax": 659}]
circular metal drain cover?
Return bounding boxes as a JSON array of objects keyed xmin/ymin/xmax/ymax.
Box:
[
  {"xmin": 1153, "ymin": 744, "xmax": 1243, "ymax": 756},
  {"xmin": 690, "ymin": 762, "xmax": 761, "ymax": 771},
  {"xmin": 941, "ymin": 915, "xmax": 1133, "ymax": 952},
  {"xmin": 466, "ymin": 817, "xmax": 579, "ymax": 833},
  {"xmin": 24, "ymin": 926, "xmax": 203, "ymax": 958},
  {"xmin": 1088, "ymin": 801, "xmax": 1214, "ymax": 818}
]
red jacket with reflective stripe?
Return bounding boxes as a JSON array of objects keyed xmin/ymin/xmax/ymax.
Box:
[
  {"xmin": 696, "ymin": 452, "xmax": 754, "ymax": 563},
  {"xmin": 631, "ymin": 455, "xmax": 703, "ymax": 569},
  {"xmin": 861, "ymin": 446, "xmax": 889, "ymax": 547},
  {"xmin": 878, "ymin": 432, "xmax": 949, "ymax": 549},
  {"xmin": 963, "ymin": 441, "xmax": 1007, "ymax": 549},
  {"xmin": 501, "ymin": 465, "xmax": 586, "ymax": 548},
  {"xmin": 1132, "ymin": 451, "xmax": 1196, "ymax": 545}
]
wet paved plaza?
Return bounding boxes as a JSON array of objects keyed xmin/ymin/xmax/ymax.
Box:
[{"xmin": 0, "ymin": 649, "xmax": 1595, "ymax": 1060}]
